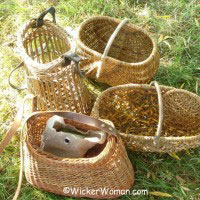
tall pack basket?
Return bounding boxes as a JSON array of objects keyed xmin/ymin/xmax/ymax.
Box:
[
  {"xmin": 91, "ymin": 81, "xmax": 200, "ymax": 153},
  {"xmin": 0, "ymin": 96, "xmax": 134, "ymax": 199},
  {"xmin": 15, "ymin": 7, "xmax": 94, "ymax": 114},
  {"xmin": 77, "ymin": 16, "xmax": 160, "ymax": 86}
]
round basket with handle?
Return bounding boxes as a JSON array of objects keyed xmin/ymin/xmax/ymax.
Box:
[
  {"xmin": 14, "ymin": 7, "xmax": 94, "ymax": 114},
  {"xmin": 0, "ymin": 96, "xmax": 134, "ymax": 199},
  {"xmin": 91, "ymin": 81, "xmax": 200, "ymax": 153},
  {"xmin": 77, "ymin": 16, "xmax": 160, "ymax": 86}
]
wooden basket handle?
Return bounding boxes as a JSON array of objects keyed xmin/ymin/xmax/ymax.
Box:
[
  {"xmin": 150, "ymin": 81, "xmax": 164, "ymax": 145},
  {"xmin": 96, "ymin": 18, "xmax": 129, "ymax": 78},
  {"xmin": 102, "ymin": 18, "xmax": 129, "ymax": 58}
]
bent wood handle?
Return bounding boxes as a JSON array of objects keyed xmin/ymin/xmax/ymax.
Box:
[
  {"xmin": 96, "ymin": 18, "xmax": 129, "ymax": 79},
  {"xmin": 150, "ymin": 81, "xmax": 164, "ymax": 146}
]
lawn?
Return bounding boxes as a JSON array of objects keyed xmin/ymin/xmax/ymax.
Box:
[{"xmin": 0, "ymin": 0, "xmax": 200, "ymax": 199}]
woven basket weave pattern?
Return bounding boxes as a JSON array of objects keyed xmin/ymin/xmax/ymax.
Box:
[
  {"xmin": 163, "ymin": 90, "xmax": 200, "ymax": 129},
  {"xmin": 23, "ymin": 112, "xmax": 134, "ymax": 198},
  {"xmin": 27, "ymin": 64, "xmax": 94, "ymax": 113},
  {"xmin": 20, "ymin": 20, "xmax": 71, "ymax": 73},
  {"xmin": 18, "ymin": 20, "xmax": 94, "ymax": 114},
  {"xmin": 77, "ymin": 16, "xmax": 160, "ymax": 86},
  {"xmin": 91, "ymin": 84, "xmax": 200, "ymax": 153}
]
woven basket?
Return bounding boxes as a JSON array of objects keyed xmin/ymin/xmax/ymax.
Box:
[
  {"xmin": 91, "ymin": 81, "xmax": 200, "ymax": 153},
  {"xmin": 77, "ymin": 16, "xmax": 160, "ymax": 86},
  {"xmin": 23, "ymin": 108, "xmax": 134, "ymax": 198},
  {"xmin": 17, "ymin": 7, "xmax": 94, "ymax": 114}
]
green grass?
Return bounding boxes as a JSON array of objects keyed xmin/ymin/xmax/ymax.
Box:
[{"xmin": 0, "ymin": 0, "xmax": 200, "ymax": 199}]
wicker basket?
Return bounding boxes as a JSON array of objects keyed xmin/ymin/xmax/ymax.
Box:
[
  {"xmin": 0, "ymin": 96, "xmax": 134, "ymax": 199},
  {"xmin": 17, "ymin": 7, "xmax": 94, "ymax": 114},
  {"xmin": 77, "ymin": 16, "xmax": 160, "ymax": 86},
  {"xmin": 23, "ymin": 109, "xmax": 134, "ymax": 198},
  {"xmin": 91, "ymin": 81, "xmax": 200, "ymax": 153}
]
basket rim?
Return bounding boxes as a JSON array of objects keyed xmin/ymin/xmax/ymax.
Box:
[
  {"xmin": 91, "ymin": 83, "xmax": 200, "ymax": 141},
  {"xmin": 24, "ymin": 112, "xmax": 121, "ymax": 166},
  {"xmin": 17, "ymin": 19, "xmax": 72, "ymax": 74},
  {"xmin": 77, "ymin": 16, "xmax": 158, "ymax": 67}
]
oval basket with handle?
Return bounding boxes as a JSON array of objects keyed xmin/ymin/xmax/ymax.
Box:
[
  {"xmin": 91, "ymin": 81, "xmax": 200, "ymax": 153},
  {"xmin": 77, "ymin": 16, "xmax": 160, "ymax": 86}
]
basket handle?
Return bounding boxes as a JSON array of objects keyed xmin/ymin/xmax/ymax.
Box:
[
  {"xmin": 36, "ymin": 6, "xmax": 56, "ymax": 28},
  {"xmin": 8, "ymin": 62, "xmax": 27, "ymax": 91},
  {"xmin": 150, "ymin": 81, "xmax": 164, "ymax": 145},
  {"xmin": 96, "ymin": 18, "xmax": 129, "ymax": 78}
]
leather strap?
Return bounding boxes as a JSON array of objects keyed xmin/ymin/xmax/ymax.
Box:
[
  {"xmin": 13, "ymin": 127, "xmax": 24, "ymax": 200},
  {"xmin": 0, "ymin": 94, "xmax": 34, "ymax": 200},
  {"xmin": 0, "ymin": 95, "xmax": 118, "ymax": 200},
  {"xmin": 0, "ymin": 94, "xmax": 34, "ymax": 155},
  {"xmin": 0, "ymin": 97, "xmax": 117, "ymax": 155},
  {"xmin": 26, "ymin": 111, "xmax": 118, "ymax": 137}
]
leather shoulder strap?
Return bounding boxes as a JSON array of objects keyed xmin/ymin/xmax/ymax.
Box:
[
  {"xmin": 0, "ymin": 95, "xmax": 117, "ymax": 200},
  {"xmin": 26, "ymin": 111, "xmax": 118, "ymax": 137},
  {"xmin": 0, "ymin": 94, "xmax": 34, "ymax": 155}
]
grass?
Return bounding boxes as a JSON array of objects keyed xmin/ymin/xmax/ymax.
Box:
[{"xmin": 0, "ymin": 0, "xmax": 200, "ymax": 199}]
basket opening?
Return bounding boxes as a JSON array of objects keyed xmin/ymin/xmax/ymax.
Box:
[
  {"xmin": 97, "ymin": 89, "xmax": 200, "ymax": 137},
  {"xmin": 23, "ymin": 23, "xmax": 71, "ymax": 64},
  {"xmin": 80, "ymin": 19, "xmax": 153, "ymax": 63},
  {"xmin": 26, "ymin": 114, "xmax": 108, "ymax": 159}
]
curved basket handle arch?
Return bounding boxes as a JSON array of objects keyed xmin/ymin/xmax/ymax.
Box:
[
  {"xmin": 96, "ymin": 18, "xmax": 129, "ymax": 79},
  {"xmin": 150, "ymin": 81, "xmax": 164, "ymax": 145}
]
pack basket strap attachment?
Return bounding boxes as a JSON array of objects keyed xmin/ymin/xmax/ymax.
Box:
[
  {"xmin": 62, "ymin": 52, "xmax": 85, "ymax": 77},
  {"xmin": 8, "ymin": 62, "xmax": 27, "ymax": 91},
  {"xmin": 36, "ymin": 6, "xmax": 56, "ymax": 27}
]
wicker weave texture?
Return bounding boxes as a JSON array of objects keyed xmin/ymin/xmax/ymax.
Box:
[
  {"xmin": 91, "ymin": 84, "xmax": 200, "ymax": 153},
  {"xmin": 23, "ymin": 112, "xmax": 134, "ymax": 198},
  {"xmin": 163, "ymin": 90, "xmax": 200, "ymax": 129},
  {"xmin": 18, "ymin": 20, "xmax": 94, "ymax": 114},
  {"xmin": 27, "ymin": 63, "xmax": 94, "ymax": 114},
  {"xmin": 77, "ymin": 16, "xmax": 160, "ymax": 86},
  {"xmin": 18, "ymin": 19, "xmax": 71, "ymax": 74}
]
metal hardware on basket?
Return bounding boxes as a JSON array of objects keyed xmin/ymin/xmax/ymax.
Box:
[
  {"xmin": 62, "ymin": 53, "xmax": 84, "ymax": 77},
  {"xmin": 150, "ymin": 81, "xmax": 164, "ymax": 146},
  {"xmin": 31, "ymin": 7, "xmax": 56, "ymax": 28}
]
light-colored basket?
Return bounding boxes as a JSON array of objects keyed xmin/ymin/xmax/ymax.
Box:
[
  {"xmin": 77, "ymin": 16, "xmax": 160, "ymax": 86},
  {"xmin": 91, "ymin": 81, "xmax": 200, "ymax": 153},
  {"xmin": 23, "ymin": 108, "xmax": 134, "ymax": 198},
  {"xmin": 0, "ymin": 95, "xmax": 134, "ymax": 199},
  {"xmin": 17, "ymin": 7, "xmax": 94, "ymax": 114}
]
